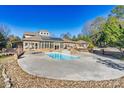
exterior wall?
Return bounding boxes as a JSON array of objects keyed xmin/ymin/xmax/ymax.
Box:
[
  {"xmin": 81, "ymin": 43, "xmax": 88, "ymax": 48},
  {"xmin": 23, "ymin": 41, "xmax": 40, "ymax": 51},
  {"xmin": 76, "ymin": 43, "xmax": 88, "ymax": 49},
  {"xmin": 63, "ymin": 42, "xmax": 77, "ymax": 49},
  {"xmin": 23, "ymin": 41, "xmax": 64, "ymax": 51},
  {"xmin": 63, "ymin": 42, "xmax": 88, "ymax": 49},
  {"xmin": 54, "ymin": 42, "xmax": 63, "ymax": 50},
  {"xmin": 39, "ymin": 41, "xmax": 63, "ymax": 50},
  {"xmin": 23, "ymin": 41, "xmax": 88, "ymax": 51},
  {"xmin": 23, "ymin": 31, "xmax": 88, "ymax": 51}
]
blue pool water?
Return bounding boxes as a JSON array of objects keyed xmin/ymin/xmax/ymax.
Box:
[{"xmin": 47, "ymin": 52, "xmax": 80, "ymax": 60}]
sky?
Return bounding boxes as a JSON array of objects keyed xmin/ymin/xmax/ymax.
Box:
[{"xmin": 0, "ymin": 5, "xmax": 114, "ymax": 38}]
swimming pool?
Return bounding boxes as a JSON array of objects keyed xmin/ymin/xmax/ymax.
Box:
[{"xmin": 47, "ymin": 52, "xmax": 80, "ymax": 60}]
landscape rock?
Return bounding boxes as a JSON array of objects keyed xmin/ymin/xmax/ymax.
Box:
[{"xmin": 2, "ymin": 66, "xmax": 11, "ymax": 88}]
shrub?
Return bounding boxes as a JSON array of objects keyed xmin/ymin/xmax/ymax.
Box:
[{"xmin": 88, "ymin": 43, "xmax": 94, "ymax": 49}]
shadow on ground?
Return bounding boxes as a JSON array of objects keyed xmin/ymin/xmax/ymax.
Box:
[
  {"xmin": 96, "ymin": 58, "xmax": 124, "ymax": 71},
  {"xmin": 18, "ymin": 56, "xmax": 25, "ymax": 59},
  {"xmin": 93, "ymin": 50, "xmax": 124, "ymax": 59}
]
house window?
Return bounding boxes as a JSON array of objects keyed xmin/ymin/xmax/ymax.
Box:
[
  {"xmin": 42, "ymin": 42, "xmax": 44, "ymax": 48},
  {"xmin": 60, "ymin": 43, "xmax": 63, "ymax": 48},
  {"xmin": 44, "ymin": 42, "xmax": 47, "ymax": 48},
  {"xmin": 50, "ymin": 43, "xmax": 51, "ymax": 48},
  {"xmin": 46, "ymin": 42, "xmax": 49, "ymax": 48},
  {"xmin": 35, "ymin": 43, "xmax": 38, "ymax": 49},
  {"xmin": 32, "ymin": 43, "xmax": 34, "ymax": 49},
  {"xmin": 50, "ymin": 42, "xmax": 53, "ymax": 48}
]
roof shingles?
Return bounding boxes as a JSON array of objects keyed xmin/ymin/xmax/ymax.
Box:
[{"xmin": 23, "ymin": 33, "xmax": 63, "ymax": 41}]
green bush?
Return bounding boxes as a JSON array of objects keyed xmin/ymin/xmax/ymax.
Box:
[
  {"xmin": 120, "ymin": 56, "xmax": 124, "ymax": 60},
  {"xmin": 88, "ymin": 43, "xmax": 94, "ymax": 49},
  {"xmin": 6, "ymin": 43, "xmax": 12, "ymax": 48}
]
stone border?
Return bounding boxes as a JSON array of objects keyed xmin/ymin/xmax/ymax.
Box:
[{"xmin": 0, "ymin": 64, "xmax": 11, "ymax": 88}]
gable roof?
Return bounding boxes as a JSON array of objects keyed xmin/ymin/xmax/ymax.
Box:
[
  {"xmin": 41, "ymin": 36, "xmax": 63, "ymax": 41},
  {"xmin": 23, "ymin": 31, "xmax": 87, "ymax": 43},
  {"xmin": 23, "ymin": 36, "xmax": 41, "ymax": 41},
  {"xmin": 24, "ymin": 32, "xmax": 37, "ymax": 36},
  {"xmin": 24, "ymin": 30, "xmax": 49, "ymax": 36},
  {"xmin": 23, "ymin": 35, "xmax": 63, "ymax": 41}
]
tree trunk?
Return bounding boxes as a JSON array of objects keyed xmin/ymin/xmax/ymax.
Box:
[
  {"xmin": 10, "ymin": 43, "xmax": 12, "ymax": 48},
  {"xmin": 119, "ymin": 48, "xmax": 124, "ymax": 57},
  {"xmin": 102, "ymin": 49, "xmax": 105, "ymax": 55}
]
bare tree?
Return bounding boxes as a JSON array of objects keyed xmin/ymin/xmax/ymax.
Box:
[
  {"xmin": 82, "ymin": 17, "xmax": 106, "ymax": 36},
  {"xmin": 0, "ymin": 24, "xmax": 10, "ymax": 49},
  {"xmin": 60, "ymin": 32, "xmax": 72, "ymax": 39},
  {"xmin": 0, "ymin": 24, "xmax": 10, "ymax": 40}
]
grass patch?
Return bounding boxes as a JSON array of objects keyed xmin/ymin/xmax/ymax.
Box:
[
  {"xmin": 0, "ymin": 55, "xmax": 11, "ymax": 59},
  {"xmin": 0, "ymin": 54, "xmax": 13, "ymax": 58},
  {"xmin": 0, "ymin": 55, "xmax": 10, "ymax": 58},
  {"xmin": 0, "ymin": 55, "xmax": 14, "ymax": 64}
]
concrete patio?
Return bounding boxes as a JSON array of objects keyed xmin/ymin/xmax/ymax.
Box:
[{"xmin": 18, "ymin": 52, "xmax": 124, "ymax": 81}]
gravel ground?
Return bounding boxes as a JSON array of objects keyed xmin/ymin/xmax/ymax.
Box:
[
  {"xmin": 0, "ymin": 65, "xmax": 5, "ymax": 88},
  {"xmin": 2, "ymin": 59, "xmax": 124, "ymax": 88}
]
